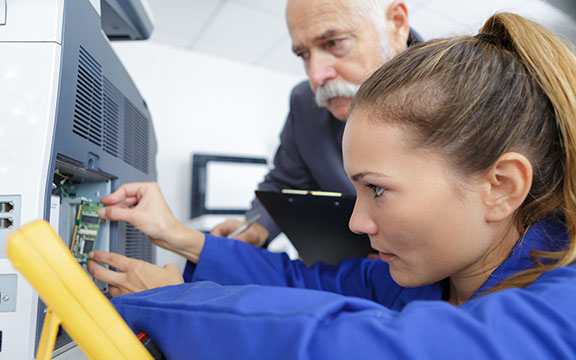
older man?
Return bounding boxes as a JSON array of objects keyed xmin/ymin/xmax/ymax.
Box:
[{"xmin": 212, "ymin": 0, "xmax": 419, "ymax": 246}]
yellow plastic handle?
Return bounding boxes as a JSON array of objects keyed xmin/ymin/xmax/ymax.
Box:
[{"xmin": 6, "ymin": 220, "xmax": 153, "ymax": 360}]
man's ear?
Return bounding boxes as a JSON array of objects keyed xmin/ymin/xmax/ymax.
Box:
[
  {"xmin": 483, "ymin": 152, "xmax": 533, "ymax": 222},
  {"xmin": 385, "ymin": 0, "xmax": 410, "ymax": 54}
]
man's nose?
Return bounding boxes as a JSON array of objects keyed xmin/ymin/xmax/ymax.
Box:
[{"xmin": 307, "ymin": 52, "xmax": 337, "ymax": 90}]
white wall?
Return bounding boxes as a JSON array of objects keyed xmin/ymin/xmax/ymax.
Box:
[{"xmin": 112, "ymin": 40, "xmax": 305, "ymax": 265}]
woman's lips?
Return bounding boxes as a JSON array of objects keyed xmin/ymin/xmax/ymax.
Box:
[{"xmin": 379, "ymin": 252, "xmax": 397, "ymax": 262}]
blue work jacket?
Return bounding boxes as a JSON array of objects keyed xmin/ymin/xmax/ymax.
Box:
[{"xmin": 112, "ymin": 218, "xmax": 576, "ymax": 359}]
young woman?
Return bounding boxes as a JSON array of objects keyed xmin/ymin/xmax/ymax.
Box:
[{"xmin": 88, "ymin": 13, "xmax": 576, "ymax": 359}]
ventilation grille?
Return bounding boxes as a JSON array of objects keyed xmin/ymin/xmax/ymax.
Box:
[
  {"xmin": 71, "ymin": 46, "xmax": 151, "ymax": 174},
  {"xmin": 124, "ymin": 224, "xmax": 153, "ymax": 261},
  {"xmin": 73, "ymin": 46, "xmax": 103, "ymax": 146},
  {"xmin": 103, "ymin": 77, "xmax": 121, "ymax": 157},
  {"xmin": 123, "ymin": 100, "xmax": 150, "ymax": 173}
]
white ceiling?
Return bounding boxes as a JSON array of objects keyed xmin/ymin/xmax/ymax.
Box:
[{"xmin": 143, "ymin": 0, "xmax": 576, "ymax": 77}]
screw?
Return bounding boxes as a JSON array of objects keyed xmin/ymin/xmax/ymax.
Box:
[{"xmin": 2, "ymin": 296, "xmax": 9, "ymax": 302}]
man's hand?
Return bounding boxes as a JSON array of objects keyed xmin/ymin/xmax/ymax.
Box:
[
  {"xmin": 87, "ymin": 250, "xmax": 184, "ymax": 297},
  {"xmin": 210, "ymin": 219, "xmax": 269, "ymax": 247}
]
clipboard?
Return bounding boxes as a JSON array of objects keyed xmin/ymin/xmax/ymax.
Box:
[
  {"xmin": 6, "ymin": 220, "xmax": 153, "ymax": 360},
  {"xmin": 256, "ymin": 190, "xmax": 372, "ymax": 265}
]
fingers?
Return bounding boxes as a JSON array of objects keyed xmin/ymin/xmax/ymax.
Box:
[
  {"xmin": 210, "ymin": 219, "xmax": 243, "ymax": 237},
  {"xmin": 100, "ymin": 182, "xmax": 153, "ymax": 206},
  {"xmin": 89, "ymin": 250, "xmax": 134, "ymax": 271},
  {"xmin": 210, "ymin": 226, "xmax": 228, "ymax": 237},
  {"xmin": 87, "ymin": 259, "xmax": 126, "ymax": 287},
  {"xmin": 100, "ymin": 184, "xmax": 134, "ymax": 206},
  {"xmin": 164, "ymin": 263, "xmax": 181, "ymax": 275},
  {"xmin": 98, "ymin": 205, "xmax": 136, "ymax": 223},
  {"xmin": 108, "ymin": 285, "xmax": 123, "ymax": 298},
  {"xmin": 98, "ymin": 183, "xmax": 146, "ymax": 222},
  {"xmin": 232, "ymin": 231, "xmax": 254, "ymax": 243},
  {"xmin": 234, "ymin": 223, "xmax": 269, "ymax": 247},
  {"xmin": 88, "ymin": 249, "xmax": 184, "ymax": 297}
]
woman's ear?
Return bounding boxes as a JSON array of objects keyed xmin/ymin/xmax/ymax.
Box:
[{"xmin": 482, "ymin": 152, "xmax": 533, "ymax": 222}]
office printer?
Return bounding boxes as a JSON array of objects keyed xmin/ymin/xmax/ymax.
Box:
[{"xmin": 0, "ymin": 0, "xmax": 157, "ymax": 358}]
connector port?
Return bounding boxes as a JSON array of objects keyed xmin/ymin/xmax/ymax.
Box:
[
  {"xmin": 0, "ymin": 218, "xmax": 13, "ymax": 229},
  {"xmin": 0, "ymin": 202, "xmax": 13, "ymax": 214}
]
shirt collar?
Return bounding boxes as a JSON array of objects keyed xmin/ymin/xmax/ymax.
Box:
[{"xmin": 472, "ymin": 216, "xmax": 568, "ymax": 297}]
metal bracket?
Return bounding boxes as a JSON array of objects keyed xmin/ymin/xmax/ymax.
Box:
[{"xmin": 0, "ymin": 274, "xmax": 17, "ymax": 312}]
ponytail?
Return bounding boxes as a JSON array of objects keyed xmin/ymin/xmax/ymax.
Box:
[{"xmin": 479, "ymin": 13, "xmax": 576, "ymax": 291}]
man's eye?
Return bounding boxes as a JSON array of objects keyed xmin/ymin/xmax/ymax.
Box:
[
  {"xmin": 366, "ymin": 184, "xmax": 385, "ymax": 198},
  {"xmin": 296, "ymin": 51, "xmax": 310, "ymax": 61},
  {"xmin": 327, "ymin": 38, "xmax": 350, "ymax": 56},
  {"xmin": 328, "ymin": 39, "xmax": 342, "ymax": 47}
]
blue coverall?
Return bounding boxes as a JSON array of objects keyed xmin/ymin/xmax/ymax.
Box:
[{"xmin": 113, "ymin": 218, "xmax": 576, "ymax": 359}]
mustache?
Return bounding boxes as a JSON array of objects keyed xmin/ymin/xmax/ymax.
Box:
[{"xmin": 315, "ymin": 80, "xmax": 360, "ymax": 108}]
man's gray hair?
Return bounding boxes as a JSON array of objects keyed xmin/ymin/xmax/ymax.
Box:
[{"xmin": 354, "ymin": 0, "xmax": 396, "ymax": 61}]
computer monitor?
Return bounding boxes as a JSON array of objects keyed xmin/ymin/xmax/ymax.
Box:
[{"xmin": 190, "ymin": 154, "xmax": 269, "ymax": 218}]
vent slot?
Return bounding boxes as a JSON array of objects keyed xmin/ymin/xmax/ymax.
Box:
[
  {"xmin": 123, "ymin": 100, "xmax": 150, "ymax": 174},
  {"xmin": 70, "ymin": 47, "xmax": 150, "ymax": 175},
  {"xmin": 103, "ymin": 77, "xmax": 121, "ymax": 157},
  {"xmin": 72, "ymin": 46, "xmax": 103, "ymax": 146},
  {"xmin": 124, "ymin": 224, "xmax": 153, "ymax": 261}
]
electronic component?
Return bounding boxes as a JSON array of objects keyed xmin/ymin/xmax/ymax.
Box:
[{"xmin": 70, "ymin": 201, "xmax": 103, "ymax": 262}]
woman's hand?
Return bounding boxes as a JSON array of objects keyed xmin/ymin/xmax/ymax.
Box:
[
  {"xmin": 98, "ymin": 182, "xmax": 204, "ymax": 262},
  {"xmin": 87, "ymin": 250, "xmax": 184, "ymax": 297}
]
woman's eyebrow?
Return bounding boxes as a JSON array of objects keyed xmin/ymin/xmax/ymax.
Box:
[{"xmin": 350, "ymin": 171, "xmax": 390, "ymax": 182}]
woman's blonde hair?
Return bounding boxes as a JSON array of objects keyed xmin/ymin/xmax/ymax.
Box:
[{"xmin": 351, "ymin": 12, "xmax": 576, "ymax": 291}]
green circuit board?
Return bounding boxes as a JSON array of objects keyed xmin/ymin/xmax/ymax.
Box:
[{"xmin": 70, "ymin": 201, "xmax": 103, "ymax": 262}]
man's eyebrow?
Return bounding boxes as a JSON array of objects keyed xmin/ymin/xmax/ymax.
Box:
[
  {"xmin": 350, "ymin": 171, "xmax": 390, "ymax": 182},
  {"xmin": 292, "ymin": 29, "xmax": 341, "ymax": 54},
  {"xmin": 315, "ymin": 29, "xmax": 338, "ymax": 41}
]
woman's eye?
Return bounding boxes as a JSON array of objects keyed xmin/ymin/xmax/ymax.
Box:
[{"xmin": 366, "ymin": 184, "xmax": 385, "ymax": 198}]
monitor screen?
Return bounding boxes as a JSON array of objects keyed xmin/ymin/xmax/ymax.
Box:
[{"xmin": 191, "ymin": 154, "xmax": 269, "ymax": 218}]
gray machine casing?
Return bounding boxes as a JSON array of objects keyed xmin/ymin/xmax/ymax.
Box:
[{"xmin": 0, "ymin": 0, "xmax": 157, "ymax": 358}]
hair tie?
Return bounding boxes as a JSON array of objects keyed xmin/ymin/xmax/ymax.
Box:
[
  {"xmin": 475, "ymin": 33, "xmax": 500, "ymax": 45},
  {"xmin": 474, "ymin": 33, "xmax": 513, "ymax": 51}
]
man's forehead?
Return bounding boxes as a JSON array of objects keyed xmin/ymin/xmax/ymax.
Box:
[{"xmin": 287, "ymin": 0, "xmax": 362, "ymax": 43}]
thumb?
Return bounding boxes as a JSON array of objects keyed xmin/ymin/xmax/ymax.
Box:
[
  {"xmin": 164, "ymin": 263, "xmax": 181, "ymax": 276},
  {"xmin": 210, "ymin": 226, "xmax": 224, "ymax": 236},
  {"xmin": 210, "ymin": 222, "xmax": 232, "ymax": 236},
  {"xmin": 99, "ymin": 206, "xmax": 137, "ymax": 223}
]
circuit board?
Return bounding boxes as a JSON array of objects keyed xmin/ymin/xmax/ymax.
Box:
[{"xmin": 70, "ymin": 201, "xmax": 103, "ymax": 262}]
